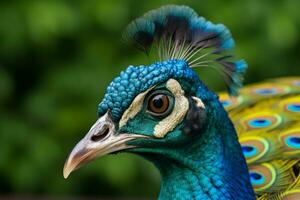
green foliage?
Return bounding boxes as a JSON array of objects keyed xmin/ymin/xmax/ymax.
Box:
[{"xmin": 0, "ymin": 0, "xmax": 299, "ymax": 198}]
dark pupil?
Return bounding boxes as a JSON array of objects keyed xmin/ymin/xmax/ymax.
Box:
[
  {"xmin": 149, "ymin": 94, "xmax": 169, "ymax": 114},
  {"xmin": 153, "ymin": 96, "xmax": 164, "ymax": 108}
]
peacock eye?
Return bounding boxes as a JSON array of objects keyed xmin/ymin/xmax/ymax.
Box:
[{"xmin": 147, "ymin": 94, "xmax": 170, "ymax": 116}]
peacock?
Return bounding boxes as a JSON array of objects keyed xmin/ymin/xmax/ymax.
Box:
[{"xmin": 63, "ymin": 5, "xmax": 300, "ymax": 200}]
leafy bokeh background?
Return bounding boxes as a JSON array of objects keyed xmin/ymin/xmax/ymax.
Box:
[{"xmin": 1, "ymin": 0, "xmax": 300, "ymax": 199}]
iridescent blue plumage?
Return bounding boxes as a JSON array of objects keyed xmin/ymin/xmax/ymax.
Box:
[
  {"xmin": 98, "ymin": 60, "xmax": 200, "ymax": 120},
  {"xmin": 123, "ymin": 5, "xmax": 247, "ymax": 95}
]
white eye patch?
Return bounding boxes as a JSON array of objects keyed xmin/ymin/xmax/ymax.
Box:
[
  {"xmin": 192, "ymin": 96, "xmax": 205, "ymax": 109},
  {"xmin": 119, "ymin": 87, "xmax": 154, "ymax": 128},
  {"xmin": 119, "ymin": 79, "xmax": 195, "ymax": 139},
  {"xmin": 153, "ymin": 79, "xmax": 189, "ymax": 138}
]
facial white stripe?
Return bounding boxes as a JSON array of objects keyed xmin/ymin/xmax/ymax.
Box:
[
  {"xmin": 154, "ymin": 79, "xmax": 189, "ymax": 138},
  {"xmin": 192, "ymin": 96, "xmax": 205, "ymax": 109},
  {"xmin": 119, "ymin": 87, "xmax": 153, "ymax": 128}
]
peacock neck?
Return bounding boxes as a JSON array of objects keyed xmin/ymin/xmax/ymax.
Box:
[{"xmin": 150, "ymin": 108, "xmax": 256, "ymax": 200}]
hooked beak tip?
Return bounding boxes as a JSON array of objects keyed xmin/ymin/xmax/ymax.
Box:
[
  {"xmin": 63, "ymin": 171, "xmax": 70, "ymax": 179},
  {"xmin": 63, "ymin": 159, "xmax": 74, "ymax": 179}
]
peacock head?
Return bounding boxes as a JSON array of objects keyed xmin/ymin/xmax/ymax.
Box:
[{"xmin": 63, "ymin": 5, "xmax": 247, "ymax": 179}]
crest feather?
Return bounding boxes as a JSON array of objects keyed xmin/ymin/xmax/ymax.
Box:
[{"xmin": 123, "ymin": 5, "xmax": 247, "ymax": 95}]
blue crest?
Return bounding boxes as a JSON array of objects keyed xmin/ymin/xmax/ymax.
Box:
[{"xmin": 123, "ymin": 5, "xmax": 247, "ymax": 96}]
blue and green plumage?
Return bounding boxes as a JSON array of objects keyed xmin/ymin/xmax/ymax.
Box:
[
  {"xmin": 64, "ymin": 5, "xmax": 300, "ymax": 200},
  {"xmin": 219, "ymin": 78, "xmax": 300, "ymax": 199},
  {"xmin": 98, "ymin": 60, "xmax": 200, "ymax": 120}
]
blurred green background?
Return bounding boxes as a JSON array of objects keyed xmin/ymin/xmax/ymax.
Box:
[{"xmin": 1, "ymin": 0, "xmax": 300, "ymax": 199}]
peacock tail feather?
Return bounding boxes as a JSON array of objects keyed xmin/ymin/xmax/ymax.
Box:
[{"xmin": 219, "ymin": 77, "xmax": 300, "ymax": 199}]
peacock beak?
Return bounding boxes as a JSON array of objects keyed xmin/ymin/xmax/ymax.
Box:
[{"xmin": 63, "ymin": 112, "xmax": 148, "ymax": 179}]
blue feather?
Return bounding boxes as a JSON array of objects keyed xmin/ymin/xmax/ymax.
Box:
[{"xmin": 123, "ymin": 5, "xmax": 247, "ymax": 95}]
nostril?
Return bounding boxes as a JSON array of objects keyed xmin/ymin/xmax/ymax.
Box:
[{"xmin": 91, "ymin": 125, "xmax": 110, "ymax": 142}]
